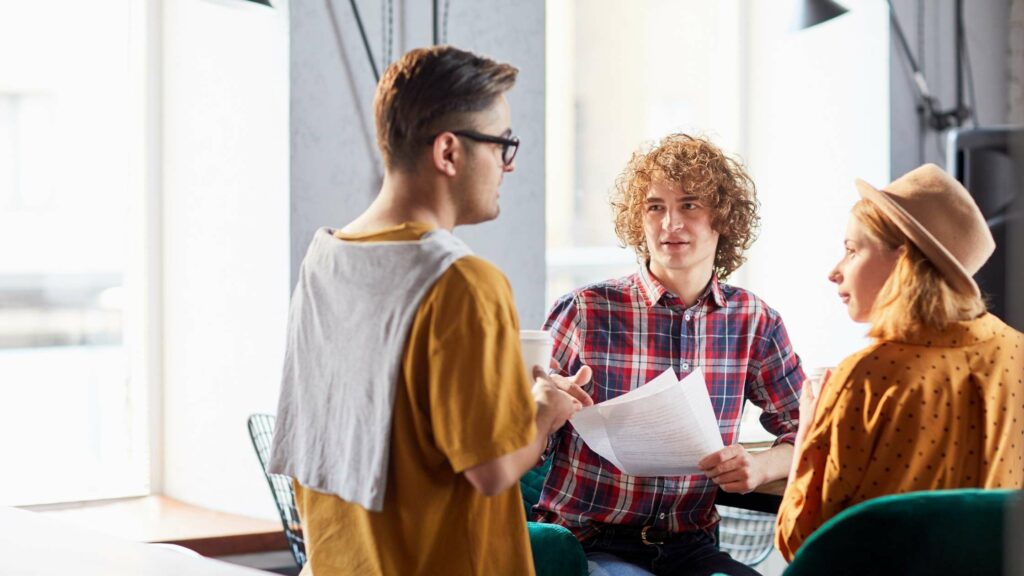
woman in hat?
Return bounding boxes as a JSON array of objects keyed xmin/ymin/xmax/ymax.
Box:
[{"xmin": 774, "ymin": 163, "xmax": 1024, "ymax": 561}]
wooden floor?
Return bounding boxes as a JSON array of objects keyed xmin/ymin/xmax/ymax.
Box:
[{"xmin": 25, "ymin": 496, "xmax": 290, "ymax": 557}]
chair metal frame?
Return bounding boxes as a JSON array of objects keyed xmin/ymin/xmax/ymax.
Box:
[
  {"xmin": 716, "ymin": 505, "xmax": 776, "ymax": 567},
  {"xmin": 247, "ymin": 413, "xmax": 306, "ymax": 568},
  {"xmin": 714, "ymin": 484, "xmax": 782, "ymax": 567}
]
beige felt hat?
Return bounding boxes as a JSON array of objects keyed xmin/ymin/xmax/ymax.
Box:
[{"xmin": 854, "ymin": 163, "xmax": 995, "ymax": 298}]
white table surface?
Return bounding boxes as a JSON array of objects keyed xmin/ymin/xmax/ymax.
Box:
[{"xmin": 0, "ymin": 506, "xmax": 271, "ymax": 575}]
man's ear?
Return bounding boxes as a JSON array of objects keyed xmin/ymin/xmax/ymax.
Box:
[{"xmin": 431, "ymin": 133, "xmax": 460, "ymax": 177}]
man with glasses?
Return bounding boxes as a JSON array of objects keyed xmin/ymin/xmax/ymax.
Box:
[
  {"xmin": 534, "ymin": 134, "xmax": 804, "ymax": 576},
  {"xmin": 269, "ymin": 46, "xmax": 591, "ymax": 575}
]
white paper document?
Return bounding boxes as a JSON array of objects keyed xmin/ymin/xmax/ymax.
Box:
[{"xmin": 569, "ymin": 368, "xmax": 724, "ymax": 476}]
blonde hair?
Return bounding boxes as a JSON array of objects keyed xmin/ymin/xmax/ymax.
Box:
[
  {"xmin": 610, "ymin": 134, "xmax": 759, "ymax": 280},
  {"xmin": 852, "ymin": 199, "xmax": 986, "ymax": 341}
]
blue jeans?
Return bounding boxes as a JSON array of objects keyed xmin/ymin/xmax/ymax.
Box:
[{"xmin": 582, "ymin": 524, "xmax": 761, "ymax": 576}]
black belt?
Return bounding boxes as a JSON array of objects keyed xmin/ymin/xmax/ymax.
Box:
[{"xmin": 593, "ymin": 523, "xmax": 688, "ymax": 546}]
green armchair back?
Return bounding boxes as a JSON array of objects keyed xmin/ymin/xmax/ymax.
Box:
[{"xmin": 784, "ymin": 489, "xmax": 1020, "ymax": 576}]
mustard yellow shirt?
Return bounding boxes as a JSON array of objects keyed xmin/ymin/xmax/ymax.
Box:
[
  {"xmin": 776, "ymin": 313, "xmax": 1024, "ymax": 561},
  {"xmin": 295, "ymin": 222, "xmax": 538, "ymax": 576}
]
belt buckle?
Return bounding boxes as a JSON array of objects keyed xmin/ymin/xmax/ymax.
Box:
[{"xmin": 640, "ymin": 525, "xmax": 663, "ymax": 546}]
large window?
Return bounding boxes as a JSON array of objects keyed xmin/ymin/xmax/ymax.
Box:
[{"xmin": 0, "ymin": 0, "xmax": 152, "ymax": 505}]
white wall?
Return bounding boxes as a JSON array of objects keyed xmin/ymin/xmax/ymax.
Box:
[
  {"xmin": 735, "ymin": 1, "xmax": 891, "ymax": 371},
  {"xmin": 290, "ymin": 0, "xmax": 548, "ymax": 327},
  {"xmin": 725, "ymin": 11, "xmax": 892, "ymax": 572},
  {"xmin": 162, "ymin": 0, "xmax": 290, "ymax": 519}
]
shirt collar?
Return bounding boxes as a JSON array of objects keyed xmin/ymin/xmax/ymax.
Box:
[
  {"xmin": 892, "ymin": 313, "xmax": 1002, "ymax": 348},
  {"xmin": 637, "ymin": 264, "xmax": 728, "ymax": 309}
]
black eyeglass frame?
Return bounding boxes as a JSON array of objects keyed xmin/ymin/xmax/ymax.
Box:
[{"xmin": 431, "ymin": 130, "xmax": 520, "ymax": 166}]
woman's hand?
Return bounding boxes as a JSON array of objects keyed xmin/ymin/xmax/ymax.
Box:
[
  {"xmin": 797, "ymin": 369, "xmax": 830, "ymax": 439},
  {"xmin": 788, "ymin": 369, "xmax": 831, "ymax": 481}
]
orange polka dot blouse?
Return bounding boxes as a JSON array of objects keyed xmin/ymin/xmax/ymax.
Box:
[{"xmin": 775, "ymin": 313, "xmax": 1024, "ymax": 561}]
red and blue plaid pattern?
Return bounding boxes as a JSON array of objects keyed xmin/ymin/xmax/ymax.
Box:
[{"xmin": 535, "ymin": 267, "xmax": 803, "ymax": 540}]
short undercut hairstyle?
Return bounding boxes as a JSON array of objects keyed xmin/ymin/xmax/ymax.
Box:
[{"xmin": 374, "ymin": 46, "xmax": 519, "ymax": 172}]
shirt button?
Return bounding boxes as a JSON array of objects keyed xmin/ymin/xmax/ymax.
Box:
[
  {"xmin": 659, "ymin": 513, "xmax": 666, "ymax": 520},
  {"xmin": 684, "ymin": 313, "xmax": 692, "ymax": 321},
  {"xmin": 682, "ymin": 362, "xmax": 690, "ymax": 371}
]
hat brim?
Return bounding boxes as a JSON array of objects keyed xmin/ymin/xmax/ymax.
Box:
[{"xmin": 855, "ymin": 178, "xmax": 981, "ymax": 298}]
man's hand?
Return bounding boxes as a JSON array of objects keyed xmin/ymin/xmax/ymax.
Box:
[
  {"xmin": 531, "ymin": 380, "xmax": 578, "ymax": 436},
  {"xmin": 463, "ymin": 368, "xmax": 591, "ymax": 496},
  {"xmin": 531, "ymin": 366, "xmax": 592, "ymax": 435},
  {"xmin": 537, "ymin": 364, "xmax": 594, "ymax": 408},
  {"xmin": 698, "ymin": 444, "xmax": 765, "ymax": 494}
]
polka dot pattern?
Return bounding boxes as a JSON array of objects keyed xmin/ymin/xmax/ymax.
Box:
[{"xmin": 776, "ymin": 313, "xmax": 1024, "ymax": 561}]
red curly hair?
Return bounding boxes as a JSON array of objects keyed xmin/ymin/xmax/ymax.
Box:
[{"xmin": 610, "ymin": 133, "xmax": 760, "ymax": 280}]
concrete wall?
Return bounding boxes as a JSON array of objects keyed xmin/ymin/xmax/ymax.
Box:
[
  {"xmin": 889, "ymin": 0, "xmax": 1012, "ymax": 176},
  {"xmin": 290, "ymin": 0, "xmax": 548, "ymax": 327},
  {"xmin": 1012, "ymin": 0, "xmax": 1024, "ymax": 123}
]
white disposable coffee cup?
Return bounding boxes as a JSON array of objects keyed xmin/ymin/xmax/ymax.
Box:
[
  {"xmin": 808, "ymin": 367, "xmax": 834, "ymax": 397},
  {"xmin": 520, "ymin": 330, "xmax": 554, "ymax": 378}
]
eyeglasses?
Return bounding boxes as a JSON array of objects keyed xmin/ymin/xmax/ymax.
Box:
[{"xmin": 438, "ymin": 130, "xmax": 520, "ymax": 167}]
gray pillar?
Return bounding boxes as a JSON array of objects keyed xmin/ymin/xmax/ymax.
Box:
[{"xmin": 290, "ymin": 0, "xmax": 547, "ymax": 327}]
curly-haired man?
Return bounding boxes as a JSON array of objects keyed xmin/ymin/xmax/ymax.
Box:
[{"xmin": 535, "ymin": 134, "xmax": 805, "ymax": 576}]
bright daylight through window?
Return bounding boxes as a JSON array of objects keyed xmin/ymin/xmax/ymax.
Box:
[{"xmin": 0, "ymin": 0, "xmax": 150, "ymax": 505}]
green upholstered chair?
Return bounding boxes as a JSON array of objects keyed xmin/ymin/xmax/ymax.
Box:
[
  {"xmin": 522, "ymin": 459, "xmax": 589, "ymax": 576},
  {"xmin": 520, "ymin": 458, "xmax": 553, "ymax": 515},
  {"xmin": 782, "ymin": 489, "xmax": 1020, "ymax": 576}
]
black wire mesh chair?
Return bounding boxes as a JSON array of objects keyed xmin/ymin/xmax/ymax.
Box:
[
  {"xmin": 247, "ymin": 413, "xmax": 306, "ymax": 568},
  {"xmin": 717, "ymin": 505, "xmax": 776, "ymax": 567}
]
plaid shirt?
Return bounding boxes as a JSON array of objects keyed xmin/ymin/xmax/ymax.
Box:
[{"xmin": 534, "ymin": 267, "xmax": 803, "ymax": 540}]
